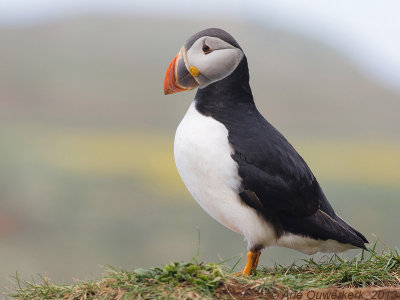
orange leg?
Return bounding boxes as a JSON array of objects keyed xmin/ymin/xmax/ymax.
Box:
[
  {"xmin": 254, "ymin": 251, "xmax": 261, "ymax": 269},
  {"xmin": 241, "ymin": 250, "xmax": 261, "ymax": 276}
]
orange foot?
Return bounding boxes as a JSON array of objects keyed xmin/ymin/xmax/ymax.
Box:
[{"xmin": 234, "ymin": 250, "xmax": 261, "ymax": 276}]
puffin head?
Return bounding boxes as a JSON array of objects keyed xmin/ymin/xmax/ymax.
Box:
[{"xmin": 164, "ymin": 28, "xmax": 245, "ymax": 95}]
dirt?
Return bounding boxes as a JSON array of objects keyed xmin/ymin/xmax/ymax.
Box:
[{"xmin": 216, "ymin": 280, "xmax": 400, "ymax": 299}]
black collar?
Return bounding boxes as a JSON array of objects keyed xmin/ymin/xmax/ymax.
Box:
[{"xmin": 195, "ymin": 56, "xmax": 255, "ymax": 117}]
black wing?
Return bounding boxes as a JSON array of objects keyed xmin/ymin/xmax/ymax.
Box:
[
  {"xmin": 228, "ymin": 106, "xmax": 320, "ymax": 217},
  {"xmin": 223, "ymin": 105, "xmax": 368, "ymax": 247}
]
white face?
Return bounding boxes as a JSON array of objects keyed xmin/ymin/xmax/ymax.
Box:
[{"xmin": 185, "ymin": 36, "xmax": 244, "ymax": 88}]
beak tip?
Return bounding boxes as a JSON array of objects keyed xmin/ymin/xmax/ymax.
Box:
[
  {"xmin": 163, "ymin": 82, "xmax": 175, "ymax": 95},
  {"xmin": 163, "ymin": 88, "xmax": 178, "ymax": 95},
  {"xmin": 163, "ymin": 53, "xmax": 180, "ymax": 96}
]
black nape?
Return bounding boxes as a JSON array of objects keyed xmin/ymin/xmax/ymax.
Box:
[{"xmin": 195, "ymin": 56, "xmax": 254, "ymax": 116}]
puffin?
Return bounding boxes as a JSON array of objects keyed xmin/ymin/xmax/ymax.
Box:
[{"xmin": 163, "ymin": 28, "xmax": 368, "ymax": 276}]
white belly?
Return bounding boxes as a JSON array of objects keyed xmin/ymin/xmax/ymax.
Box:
[{"xmin": 174, "ymin": 101, "xmax": 276, "ymax": 250}]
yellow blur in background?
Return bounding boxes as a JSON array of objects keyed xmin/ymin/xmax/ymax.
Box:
[{"xmin": 12, "ymin": 128, "xmax": 400, "ymax": 192}]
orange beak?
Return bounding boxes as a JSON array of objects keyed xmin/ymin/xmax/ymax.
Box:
[
  {"xmin": 164, "ymin": 48, "xmax": 199, "ymax": 95},
  {"xmin": 164, "ymin": 52, "xmax": 186, "ymax": 95}
]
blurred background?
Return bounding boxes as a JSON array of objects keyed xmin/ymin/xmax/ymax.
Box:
[{"xmin": 0, "ymin": 0, "xmax": 399, "ymax": 294}]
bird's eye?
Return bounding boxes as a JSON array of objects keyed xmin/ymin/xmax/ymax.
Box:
[{"xmin": 202, "ymin": 44, "xmax": 212, "ymax": 54}]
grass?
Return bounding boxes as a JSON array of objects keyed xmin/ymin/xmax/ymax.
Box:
[
  {"xmin": 254, "ymin": 243, "xmax": 400, "ymax": 291},
  {"xmin": 9, "ymin": 262, "xmax": 225, "ymax": 300},
  {"xmin": 8, "ymin": 243, "xmax": 400, "ymax": 299}
]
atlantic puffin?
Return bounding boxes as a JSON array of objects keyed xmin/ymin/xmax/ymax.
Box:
[{"xmin": 164, "ymin": 28, "xmax": 368, "ymax": 276}]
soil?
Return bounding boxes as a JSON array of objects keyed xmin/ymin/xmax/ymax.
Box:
[{"xmin": 216, "ymin": 280, "xmax": 400, "ymax": 299}]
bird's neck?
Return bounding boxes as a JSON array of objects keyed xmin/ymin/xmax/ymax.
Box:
[{"xmin": 194, "ymin": 56, "xmax": 255, "ymax": 116}]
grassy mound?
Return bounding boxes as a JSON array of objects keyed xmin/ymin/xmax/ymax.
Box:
[{"xmin": 8, "ymin": 245, "xmax": 400, "ymax": 299}]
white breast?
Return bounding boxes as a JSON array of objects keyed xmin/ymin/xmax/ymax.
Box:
[{"xmin": 174, "ymin": 101, "xmax": 276, "ymax": 250}]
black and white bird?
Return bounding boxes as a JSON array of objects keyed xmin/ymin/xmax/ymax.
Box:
[{"xmin": 164, "ymin": 28, "xmax": 368, "ymax": 276}]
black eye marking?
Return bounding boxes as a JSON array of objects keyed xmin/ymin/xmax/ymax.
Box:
[{"xmin": 202, "ymin": 44, "xmax": 212, "ymax": 54}]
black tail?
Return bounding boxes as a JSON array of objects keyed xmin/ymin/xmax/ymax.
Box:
[
  {"xmin": 334, "ymin": 215, "xmax": 369, "ymax": 245},
  {"xmin": 281, "ymin": 209, "xmax": 368, "ymax": 250},
  {"xmin": 317, "ymin": 192, "xmax": 368, "ymax": 249},
  {"xmin": 306, "ymin": 210, "xmax": 368, "ymax": 250}
]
